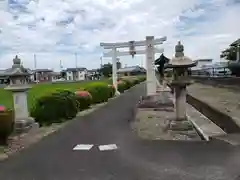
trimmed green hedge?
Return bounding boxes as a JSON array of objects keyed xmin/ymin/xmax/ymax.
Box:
[
  {"xmin": 0, "ymin": 109, "xmax": 14, "ymax": 145},
  {"xmin": 84, "ymin": 82, "xmax": 112, "ymax": 104},
  {"xmin": 30, "ymin": 76, "xmax": 146, "ymax": 126},
  {"xmin": 0, "ymin": 76, "xmax": 146, "ymax": 144},
  {"xmin": 30, "ymin": 90, "xmax": 79, "ymax": 126}
]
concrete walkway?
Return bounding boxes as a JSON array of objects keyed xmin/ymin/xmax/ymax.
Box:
[{"xmin": 0, "ymin": 84, "xmax": 240, "ymax": 180}]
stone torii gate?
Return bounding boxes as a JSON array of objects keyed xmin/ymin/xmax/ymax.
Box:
[{"xmin": 100, "ymin": 36, "xmax": 167, "ymax": 95}]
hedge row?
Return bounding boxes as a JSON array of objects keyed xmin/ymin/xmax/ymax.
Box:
[
  {"xmin": 0, "ymin": 109, "xmax": 14, "ymax": 145},
  {"xmin": 0, "ymin": 76, "xmax": 146, "ymax": 144},
  {"xmin": 30, "ymin": 76, "xmax": 146, "ymax": 126}
]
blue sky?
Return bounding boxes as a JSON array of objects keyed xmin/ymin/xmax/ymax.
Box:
[{"xmin": 0, "ymin": 0, "xmax": 239, "ymax": 71}]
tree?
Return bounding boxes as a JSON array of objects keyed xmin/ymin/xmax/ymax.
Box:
[
  {"xmin": 220, "ymin": 46, "xmax": 237, "ymax": 61},
  {"xmin": 220, "ymin": 38, "xmax": 239, "ymax": 61},
  {"xmin": 220, "ymin": 38, "xmax": 240, "ymax": 76},
  {"xmin": 99, "ymin": 63, "xmax": 112, "ymax": 77}
]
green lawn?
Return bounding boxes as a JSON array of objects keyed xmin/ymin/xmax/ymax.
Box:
[{"xmin": 0, "ymin": 80, "xmax": 110, "ymax": 109}]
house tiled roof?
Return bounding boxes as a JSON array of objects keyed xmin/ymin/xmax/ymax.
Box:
[
  {"xmin": 117, "ymin": 66, "xmax": 146, "ymax": 73},
  {"xmin": 0, "ymin": 70, "xmax": 5, "ymax": 74},
  {"xmin": 33, "ymin": 69, "xmax": 53, "ymax": 72},
  {"xmin": 65, "ymin": 67, "xmax": 87, "ymax": 72},
  {"xmin": 50, "ymin": 72, "xmax": 61, "ymax": 76},
  {"xmin": 88, "ymin": 69, "xmax": 98, "ymax": 72}
]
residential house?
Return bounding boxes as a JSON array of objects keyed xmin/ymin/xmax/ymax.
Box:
[
  {"xmin": 51, "ymin": 72, "xmax": 62, "ymax": 81},
  {"xmin": 33, "ymin": 69, "xmax": 54, "ymax": 82},
  {"xmin": 191, "ymin": 59, "xmax": 213, "ymax": 71},
  {"xmin": 62, "ymin": 67, "xmax": 88, "ymax": 81},
  {"xmin": 117, "ymin": 66, "xmax": 146, "ymax": 77},
  {"xmin": 87, "ymin": 69, "xmax": 100, "ymax": 80}
]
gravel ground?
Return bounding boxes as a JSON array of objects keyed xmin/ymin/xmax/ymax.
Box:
[
  {"xmin": 188, "ymin": 83, "xmax": 240, "ymax": 126},
  {"xmin": 132, "ymin": 108, "xmax": 201, "ymax": 141}
]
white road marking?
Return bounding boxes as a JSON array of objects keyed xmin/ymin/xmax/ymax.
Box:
[
  {"xmin": 73, "ymin": 144, "xmax": 94, "ymax": 150},
  {"xmin": 99, "ymin": 144, "xmax": 118, "ymax": 151}
]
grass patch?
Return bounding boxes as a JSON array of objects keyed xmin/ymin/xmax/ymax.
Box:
[{"xmin": 0, "ymin": 80, "xmax": 110, "ymax": 109}]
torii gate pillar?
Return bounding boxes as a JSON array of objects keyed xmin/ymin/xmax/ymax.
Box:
[
  {"xmin": 112, "ymin": 47, "xmax": 118, "ymax": 95},
  {"xmin": 146, "ymin": 36, "xmax": 156, "ymax": 96}
]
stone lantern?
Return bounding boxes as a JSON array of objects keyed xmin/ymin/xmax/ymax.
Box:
[
  {"xmin": 168, "ymin": 41, "xmax": 197, "ymax": 130},
  {"xmin": 4, "ymin": 55, "xmax": 38, "ymax": 134}
]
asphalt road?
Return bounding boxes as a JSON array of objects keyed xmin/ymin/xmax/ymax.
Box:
[{"xmin": 0, "ymin": 84, "xmax": 240, "ymax": 180}]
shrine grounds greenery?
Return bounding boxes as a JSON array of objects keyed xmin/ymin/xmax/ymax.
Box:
[
  {"xmin": 0, "ymin": 79, "xmax": 111, "ymax": 109},
  {"xmin": 0, "ymin": 75, "xmax": 146, "ymax": 144}
]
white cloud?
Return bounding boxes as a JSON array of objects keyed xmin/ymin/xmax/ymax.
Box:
[{"xmin": 0, "ymin": 0, "xmax": 239, "ymax": 71}]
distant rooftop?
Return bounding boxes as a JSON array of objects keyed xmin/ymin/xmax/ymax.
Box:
[
  {"xmin": 65, "ymin": 67, "xmax": 87, "ymax": 72},
  {"xmin": 0, "ymin": 70, "xmax": 5, "ymax": 74},
  {"xmin": 117, "ymin": 66, "xmax": 146, "ymax": 73},
  {"xmin": 34, "ymin": 69, "xmax": 53, "ymax": 72},
  {"xmin": 88, "ymin": 69, "xmax": 98, "ymax": 72},
  {"xmin": 195, "ymin": 59, "xmax": 213, "ymax": 62}
]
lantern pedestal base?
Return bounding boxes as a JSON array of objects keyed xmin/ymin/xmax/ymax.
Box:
[
  {"xmin": 169, "ymin": 119, "xmax": 194, "ymax": 131},
  {"xmin": 14, "ymin": 117, "xmax": 39, "ymax": 134}
]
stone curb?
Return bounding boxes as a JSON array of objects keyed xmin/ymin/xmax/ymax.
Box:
[{"xmin": 186, "ymin": 104, "xmax": 227, "ymax": 141}]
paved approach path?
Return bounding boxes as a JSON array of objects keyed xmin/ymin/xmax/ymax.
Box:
[{"xmin": 1, "ymin": 84, "xmax": 240, "ymax": 180}]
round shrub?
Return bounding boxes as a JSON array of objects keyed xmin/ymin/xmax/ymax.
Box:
[
  {"xmin": 84, "ymin": 82, "xmax": 112, "ymax": 104},
  {"xmin": 0, "ymin": 105, "xmax": 6, "ymax": 112},
  {"xmin": 0, "ymin": 109, "xmax": 14, "ymax": 145},
  {"xmin": 30, "ymin": 89, "xmax": 79, "ymax": 126},
  {"xmin": 75, "ymin": 90, "xmax": 92, "ymax": 111}
]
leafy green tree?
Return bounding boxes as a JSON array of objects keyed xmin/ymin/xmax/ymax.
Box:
[
  {"xmin": 220, "ymin": 46, "xmax": 237, "ymax": 61},
  {"xmin": 99, "ymin": 63, "xmax": 112, "ymax": 77},
  {"xmin": 221, "ymin": 39, "xmax": 240, "ymax": 76}
]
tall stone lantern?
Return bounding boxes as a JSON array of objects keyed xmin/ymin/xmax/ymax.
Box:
[
  {"xmin": 168, "ymin": 41, "xmax": 197, "ymax": 130},
  {"xmin": 4, "ymin": 55, "xmax": 38, "ymax": 133}
]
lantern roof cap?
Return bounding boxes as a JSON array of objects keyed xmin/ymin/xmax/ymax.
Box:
[
  {"xmin": 4, "ymin": 55, "xmax": 31, "ymax": 76},
  {"xmin": 168, "ymin": 41, "xmax": 197, "ymax": 68}
]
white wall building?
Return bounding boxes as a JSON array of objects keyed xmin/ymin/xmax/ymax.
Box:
[
  {"xmin": 65, "ymin": 68, "xmax": 88, "ymax": 81},
  {"xmin": 191, "ymin": 59, "xmax": 213, "ymax": 71}
]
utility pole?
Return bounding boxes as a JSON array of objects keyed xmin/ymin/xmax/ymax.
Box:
[
  {"xmin": 33, "ymin": 54, "xmax": 39, "ymax": 83},
  {"xmin": 100, "ymin": 56, "xmax": 103, "ymax": 68},
  {"xmin": 60, "ymin": 60, "xmax": 63, "ymax": 70},
  {"xmin": 75, "ymin": 52, "xmax": 78, "ymax": 68},
  {"xmin": 34, "ymin": 54, "xmax": 37, "ymax": 69}
]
